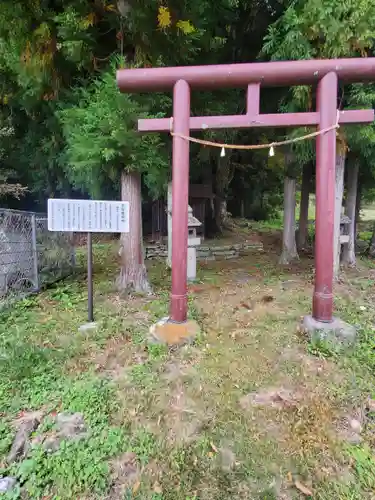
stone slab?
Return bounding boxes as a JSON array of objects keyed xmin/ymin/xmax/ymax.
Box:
[
  {"xmin": 196, "ymin": 251, "xmax": 211, "ymax": 257},
  {"xmin": 78, "ymin": 322, "xmax": 98, "ymax": 332},
  {"xmin": 149, "ymin": 317, "xmax": 200, "ymax": 345},
  {"xmin": 7, "ymin": 416, "xmax": 41, "ymax": 464},
  {"xmin": 145, "ymin": 241, "xmax": 264, "ymax": 261},
  {"xmin": 211, "ymin": 245, "xmax": 233, "ymax": 251},
  {"xmin": 302, "ymin": 315, "xmax": 357, "ymax": 345}
]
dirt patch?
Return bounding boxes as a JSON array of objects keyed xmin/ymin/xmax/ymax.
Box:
[
  {"xmin": 8, "ymin": 412, "xmax": 43, "ymax": 464},
  {"xmin": 104, "ymin": 293, "xmax": 153, "ymax": 320},
  {"xmin": 240, "ymin": 387, "xmax": 302, "ymax": 411},
  {"xmin": 335, "ymin": 405, "xmax": 366, "ymax": 445},
  {"xmin": 279, "ymin": 346, "xmax": 335, "ymax": 377},
  {"xmin": 218, "ymin": 447, "xmax": 237, "ymax": 472},
  {"xmin": 258, "ymin": 229, "xmax": 282, "ymax": 250},
  {"xmin": 94, "ymin": 336, "xmax": 135, "ymax": 372},
  {"xmin": 197, "ymin": 282, "xmax": 281, "ymax": 337},
  {"xmin": 66, "ymin": 332, "xmax": 148, "ymax": 378},
  {"xmin": 282, "ymin": 390, "xmax": 340, "ymax": 463},
  {"xmin": 188, "ymin": 283, "xmax": 221, "ymax": 294},
  {"xmin": 12, "ymin": 410, "xmax": 45, "ymax": 429},
  {"xmin": 108, "ymin": 452, "xmax": 140, "ymax": 499},
  {"xmin": 162, "ymin": 359, "xmax": 199, "ymax": 382},
  {"xmin": 162, "ymin": 387, "xmax": 208, "ymax": 445}
]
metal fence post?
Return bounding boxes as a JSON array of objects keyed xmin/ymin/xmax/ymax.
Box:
[
  {"xmin": 31, "ymin": 214, "xmax": 39, "ymax": 291},
  {"xmin": 70, "ymin": 231, "xmax": 76, "ymax": 267}
]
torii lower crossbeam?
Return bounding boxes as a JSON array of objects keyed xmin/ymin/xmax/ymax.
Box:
[{"xmin": 117, "ymin": 58, "xmax": 375, "ymax": 335}]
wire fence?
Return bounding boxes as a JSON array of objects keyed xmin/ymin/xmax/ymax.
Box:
[{"xmin": 0, "ymin": 208, "xmax": 75, "ymax": 307}]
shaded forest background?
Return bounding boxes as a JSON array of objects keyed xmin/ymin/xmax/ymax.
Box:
[{"xmin": 1, "ymin": 0, "xmax": 375, "ymax": 289}]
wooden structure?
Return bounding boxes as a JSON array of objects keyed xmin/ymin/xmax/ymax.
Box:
[
  {"xmin": 149, "ymin": 183, "xmax": 213, "ymax": 241},
  {"xmin": 117, "ymin": 58, "xmax": 375, "ymax": 324}
]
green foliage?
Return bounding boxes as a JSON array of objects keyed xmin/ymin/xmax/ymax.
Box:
[
  {"xmin": 61, "ymin": 377, "xmax": 118, "ymax": 427},
  {"xmin": 263, "ymin": 0, "xmax": 375, "ymax": 61},
  {"xmin": 349, "ymin": 445, "xmax": 375, "ymax": 490},
  {"xmin": 307, "ymin": 337, "xmax": 342, "ymax": 359},
  {"xmin": 0, "ymin": 420, "xmax": 14, "ymax": 457},
  {"xmin": 58, "ymin": 61, "xmax": 169, "ymax": 198},
  {"xmin": 0, "ymin": 265, "xmax": 168, "ymax": 498},
  {"xmin": 345, "ymin": 84, "xmax": 375, "ymax": 203},
  {"xmin": 129, "ymin": 361, "xmax": 157, "ymax": 387},
  {"xmin": 15, "ymin": 427, "xmax": 127, "ymax": 498},
  {"xmin": 0, "ymin": 0, "xmax": 286, "ymax": 215},
  {"xmin": 130, "ymin": 428, "xmax": 157, "ymax": 465},
  {"xmin": 262, "ymin": 0, "xmax": 375, "ymax": 173},
  {"xmin": 3, "ymin": 239, "xmax": 375, "ymax": 499},
  {"xmin": 147, "ymin": 342, "xmax": 168, "ymax": 361},
  {"xmin": 2, "ymin": 0, "xmax": 375, "ymax": 221}
]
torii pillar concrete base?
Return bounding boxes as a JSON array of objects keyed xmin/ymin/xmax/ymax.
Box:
[
  {"xmin": 302, "ymin": 315, "xmax": 357, "ymax": 346},
  {"xmin": 149, "ymin": 317, "xmax": 200, "ymax": 345}
]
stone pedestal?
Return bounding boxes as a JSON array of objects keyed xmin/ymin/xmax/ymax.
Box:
[
  {"xmin": 167, "ymin": 183, "xmax": 201, "ymax": 279},
  {"xmin": 302, "ymin": 315, "xmax": 357, "ymax": 345},
  {"xmin": 78, "ymin": 322, "xmax": 98, "ymax": 332},
  {"xmin": 187, "ymin": 246, "xmax": 197, "ymax": 281}
]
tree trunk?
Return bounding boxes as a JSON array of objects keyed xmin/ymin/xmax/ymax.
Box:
[
  {"xmin": 354, "ymin": 182, "xmax": 361, "ymax": 237},
  {"xmin": 117, "ymin": 171, "xmax": 151, "ymax": 294},
  {"xmin": 342, "ymin": 161, "xmax": 359, "ymax": 267},
  {"xmin": 203, "ymin": 164, "xmax": 219, "ymax": 237},
  {"xmin": 240, "ymin": 199, "xmax": 245, "ymax": 218},
  {"xmin": 215, "ymin": 198, "xmax": 228, "ymax": 229},
  {"xmin": 297, "ymin": 163, "xmax": 312, "ymax": 250},
  {"xmin": 370, "ymin": 224, "xmax": 375, "ymax": 258},
  {"xmin": 279, "ymin": 176, "xmax": 299, "ymax": 265},
  {"xmin": 214, "ymin": 155, "xmax": 233, "ymax": 231},
  {"xmin": 333, "ymin": 152, "xmax": 345, "ymax": 280}
]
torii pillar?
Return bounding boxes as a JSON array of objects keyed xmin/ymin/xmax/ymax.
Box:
[{"xmin": 117, "ymin": 58, "xmax": 375, "ymax": 344}]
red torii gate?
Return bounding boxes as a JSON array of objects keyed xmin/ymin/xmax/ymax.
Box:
[{"xmin": 117, "ymin": 58, "xmax": 375, "ymax": 333}]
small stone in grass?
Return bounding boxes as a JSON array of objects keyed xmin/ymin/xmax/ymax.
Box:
[
  {"xmin": 220, "ymin": 448, "xmax": 236, "ymax": 472},
  {"xmin": 43, "ymin": 413, "xmax": 88, "ymax": 453},
  {"xmin": 7, "ymin": 416, "xmax": 41, "ymax": 464},
  {"xmin": 0, "ymin": 477, "xmax": 17, "ymax": 493},
  {"xmin": 350, "ymin": 419, "xmax": 362, "ymax": 433},
  {"xmin": 56, "ymin": 412, "xmax": 87, "ymax": 438}
]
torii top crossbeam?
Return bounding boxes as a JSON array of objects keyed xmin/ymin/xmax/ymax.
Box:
[
  {"xmin": 117, "ymin": 58, "xmax": 375, "ymax": 91},
  {"xmin": 117, "ymin": 58, "xmax": 375, "ymax": 332}
]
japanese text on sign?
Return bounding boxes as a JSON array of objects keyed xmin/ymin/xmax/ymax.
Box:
[{"xmin": 47, "ymin": 199, "xmax": 129, "ymax": 233}]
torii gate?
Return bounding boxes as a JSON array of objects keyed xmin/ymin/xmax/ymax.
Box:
[{"xmin": 117, "ymin": 59, "xmax": 375, "ymax": 339}]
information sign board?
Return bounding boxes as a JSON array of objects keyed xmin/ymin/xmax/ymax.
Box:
[{"xmin": 47, "ymin": 199, "xmax": 129, "ymax": 233}]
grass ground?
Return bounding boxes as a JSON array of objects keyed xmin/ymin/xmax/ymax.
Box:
[
  {"xmin": 361, "ymin": 205, "xmax": 375, "ymax": 222},
  {"xmin": 1, "ymin": 235, "xmax": 375, "ymax": 499}
]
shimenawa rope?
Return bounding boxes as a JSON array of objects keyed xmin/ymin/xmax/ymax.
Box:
[{"xmin": 169, "ymin": 110, "xmax": 340, "ymax": 156}]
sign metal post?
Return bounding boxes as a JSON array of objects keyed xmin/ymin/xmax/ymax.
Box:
[
  {"xmin": 87, "ymin": 232, "xmax": 93, "ymax": 323},
  {"xmin": 47, "ymin": 199, "xmax": 129, "ymax": 327}
]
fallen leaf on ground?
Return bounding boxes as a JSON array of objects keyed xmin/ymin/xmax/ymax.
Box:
[
  {"xmin": 210, "ymin": 441, "xmax": 218, "ymax": 453},
  {"xmin": 153, "ymin": 482, "xmax": 162, "ymax": 494},
  {"xmin": 261, "ymin": 295, "xmax": 274, "ymax": 303},
  {"xmin": 367, "ymin": 398, "xmax": 375, "ymax": 412},
  {"xmin": 294, "ymin": 480, "xmax": 313, "ymax": 496},
  {"xmin": 240, "ymin": 302, "xmax": 252, "ymax": 310},
  {"xmin": 287, "ymin": 471, "xmax": 292, "ymax": 482},
  {"xmin": 133, "ymin": 481, "xmax": 141, "ymax": 494}
]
